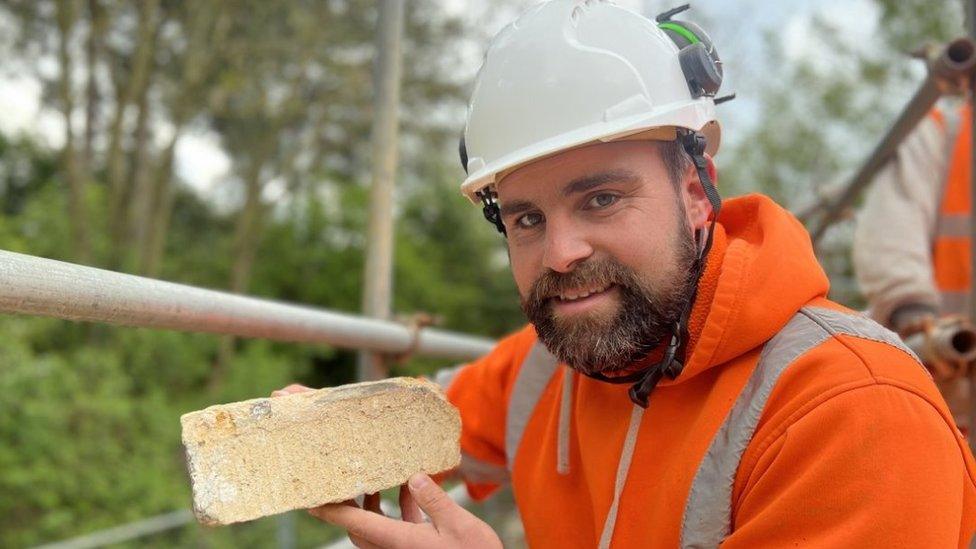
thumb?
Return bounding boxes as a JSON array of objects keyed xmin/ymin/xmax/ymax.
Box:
[{"xmin": 407, "ymin": 473, "xmax": 462, "ymax": 525}]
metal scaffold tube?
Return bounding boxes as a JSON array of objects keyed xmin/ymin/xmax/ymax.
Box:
[
  {"xmin": 0, "ymin": 250, "xmax": 494, "ymax": 360},
  {"xmin": 32, "ymin": 510, "xmax": 194, "ymax": 549}
]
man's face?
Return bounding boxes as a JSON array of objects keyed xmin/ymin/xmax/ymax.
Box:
[{"xmin": 495, "ymin": 140, "xmax": 712, "ymax": 375}]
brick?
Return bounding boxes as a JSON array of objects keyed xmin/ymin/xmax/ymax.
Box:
[{"xmin": 181, "ymin": 377, "xmax": 461, "ymax": 525}]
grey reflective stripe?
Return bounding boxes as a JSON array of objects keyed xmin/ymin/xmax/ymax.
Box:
[
  {"xmin": 598, "ymin": 404, "xmax": 644, "ymax": 549},
  {"xmin": 941, "ymin": 290, "xmax": 968, "ymax": 316},
  {"xmin": 557, "ymin": 366, "xmax": 575, "ymax": 475},
  {"xmin": 936, "ymin": 212, "xmax": 970, "ymax": 238},
  {"xmin": 460, "ymin": 451, "xmax": 511, "ymax": 485},
  {"xmin": 680, "ymin": 306, "xmax": 920, "ymax": 548},
  {"xmin": 507, "ymin": 342, "xmax": 560, "ymax": 470},
  {"xmin": 433, "ymin": 363, "xmax": 467, "ymax": 390},
  {"xmin": 802, "ymin": 307, "xmax": 917, "ymax": 359}
]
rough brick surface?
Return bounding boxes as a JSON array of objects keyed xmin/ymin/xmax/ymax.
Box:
[{"xmin": 181, "ymin": 377, "xmax": 461, "ymax": 525}]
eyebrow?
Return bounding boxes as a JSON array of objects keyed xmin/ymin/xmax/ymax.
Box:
[
  {"xmin": 499, "ymin": 199, "xmax": 535, "ymax": 219},
  {"xmin": 562, "ymin": 170, "xmax": 640, "ymax": 197}
]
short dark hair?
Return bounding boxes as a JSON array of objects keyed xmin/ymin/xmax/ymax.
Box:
[{"xmin": 657, "ymin": 139, "xmax": 692, "ymax": 188}]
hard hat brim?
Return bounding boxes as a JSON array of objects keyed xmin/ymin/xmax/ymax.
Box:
[{"xmin": 461, "ymin": 100, "xmax": 720, "ymax": 204}]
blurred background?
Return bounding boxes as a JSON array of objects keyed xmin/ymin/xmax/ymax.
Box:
[{"xmin": 0, "ymin": 0, "xmax": 964, "ymax": 546}]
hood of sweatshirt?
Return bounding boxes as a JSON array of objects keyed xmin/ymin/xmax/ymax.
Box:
[{"xmin": 656, "ymin": 193, "xmax": 830, "ymax": 387}]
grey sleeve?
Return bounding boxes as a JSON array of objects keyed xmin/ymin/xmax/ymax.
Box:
[{"xmin": 852, "ymin": 114, "xmax": 949, "ymax": 327}]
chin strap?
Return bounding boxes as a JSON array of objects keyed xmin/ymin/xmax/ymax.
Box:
[
  {"xmin": 581, "ymin": 131, "xmax": 721, "ymax": 408},
  {"xmin": 477, "ymin": 189, "xmax": 507, "ymax": 236}
]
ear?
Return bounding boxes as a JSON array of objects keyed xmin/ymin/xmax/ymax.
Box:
[{"xmin": 681, "ymin": 154, "xmax": 717, "ymax": 231}]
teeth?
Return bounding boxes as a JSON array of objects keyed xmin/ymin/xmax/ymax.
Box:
[{"xmin": 559, "ymin": 284, "xmax": 609, "ymax": 301}]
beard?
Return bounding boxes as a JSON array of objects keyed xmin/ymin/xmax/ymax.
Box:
[{"xmin": 521, "ymin": 224, "xmax": 699, "ymax": 376}]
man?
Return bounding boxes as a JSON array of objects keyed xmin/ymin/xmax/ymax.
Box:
[
  {"xmin": 853, "ymin": 96, "xmax": 973, "ymax": 434},
  {"xmin": 284, "ymin": 2, "xmax": 976, "ymax": 547}
]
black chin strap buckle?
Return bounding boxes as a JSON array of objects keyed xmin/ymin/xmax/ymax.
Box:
[
  {"xmin": 680, "ymin": 130, "xmax": 707, "ymax": 158},
  {"xmin": 476, "ymin": 190, "xmax": 506, "ymax": 236},
  {"xmin": 628, "ymin": 331, "xmax": 683, "ymax": 408}
]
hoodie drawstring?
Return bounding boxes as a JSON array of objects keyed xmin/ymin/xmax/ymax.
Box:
[{"xmin": 557, "ymin": 366, "xmax": 575, "ymax": 475}]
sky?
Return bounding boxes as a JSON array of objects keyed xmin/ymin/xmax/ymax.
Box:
[{"xmin": 0, "ymin": 0, "xmax": 882, "ymax": 201}]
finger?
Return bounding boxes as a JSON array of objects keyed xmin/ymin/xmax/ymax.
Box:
[
  {"xmin": 349, "ymin": 531, "xmax": 382, "ymax": 549},
  {"xmin": 311, "ymin": 503, "xmax": 420, "ymax": 548},
  {"xmin": 407, "ymin": 473, "xmax": 464, "ymax": 526},
  {"xmin": 363, "ymin": 492, "xmax": 384, "ymax": 516},
  {"xmin": 271, "ymin": 384, "xmax": 313, "ymax": 398},
  {"xmin": 399, "ymin": 484, "xmax": 423, "ymax": 523},
  {"xmin": 307, "ymin": 499, "xmax": 359, "ymax": 522},
  {"xmin": 320, "ymin": 512, "xmax": 380, "ymax": 549},
  {"xmin": 312, "ymin": 501, "xmax": 410, "ymax": 549}
]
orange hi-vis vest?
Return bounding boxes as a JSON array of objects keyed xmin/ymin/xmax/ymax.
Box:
[
  {"xmin": 933, "ymin": 102, "xmax": 972, "ymax": 315},
  {"xmin": 445, "ymin": 195, "xmax": 976, "ymax": 548}
]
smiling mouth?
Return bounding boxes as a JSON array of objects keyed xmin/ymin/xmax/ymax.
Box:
[{"xmin": 554, "ymin": 283, "xmax": 614, "ymax": 302}]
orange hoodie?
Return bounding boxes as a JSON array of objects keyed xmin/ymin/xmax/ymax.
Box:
[{"xmin": 445, "ymin": 194, "xmax": 976, "ymax": 548}]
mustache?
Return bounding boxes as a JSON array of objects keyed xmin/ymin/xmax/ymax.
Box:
[{"xmin": 527, "ymin": 259, "xmax": 640, "ymax": 303}]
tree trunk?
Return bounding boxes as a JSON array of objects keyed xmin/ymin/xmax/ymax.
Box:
[
  {"xmin": 140, "ymin": 3, "xmax": 231, "ymax": 277},
  {"xmin": 83, "ymin": 0, "xmax": 105, "ymax": 170},
  {"xmin": 140, "ymin": 129, "xmax": 179, "ymax": 277},
  {"xmin": 56, "ymin": 0, "xmax": 91, "ymax": 263},
  {"xmin": 104, "ymin": 73, "xmax": 127, "ymax": 225},
  {"xmin": 211, "ymin": 154, "xmax": 269, "ymax": 392},
  {"xmin": 124, "ymin": 64, "xmax": 156, "ymax": 268},
  {"xmin": 106, "ymin": 0, "xmax": 160, "ymax": 261},
  {"xmin": 230, "ymin": 158, "xmax": 269, "ymax": 294}
]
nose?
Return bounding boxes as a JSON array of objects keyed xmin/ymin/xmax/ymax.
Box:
[{"xmin": 542, "ymin": 218, "xmax": 594, "ymax": 273}]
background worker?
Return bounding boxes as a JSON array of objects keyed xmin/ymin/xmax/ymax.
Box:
[{"xmin": 853, "ymin": 93, "xmax": 973, "ymax": 434}]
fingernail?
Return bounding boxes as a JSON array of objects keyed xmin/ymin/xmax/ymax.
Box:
[{"xmin": 408, "ymin": 473, "xmax": 430, "ymax": 491}]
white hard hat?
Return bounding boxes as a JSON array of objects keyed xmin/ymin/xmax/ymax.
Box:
[{"xmin": 460, "ymin": 0, "xmax": 722, "ymax": 203}]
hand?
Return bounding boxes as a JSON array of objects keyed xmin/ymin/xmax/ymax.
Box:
[
  {"xmin": 309, "ymin": 473, "xmax": 502, "ymax": 549},
  {"xmin": 270, "ymin": 383, "xmax": 314, "ymax": 397},
  {"xmin": 890, "ymin": 304, "xmax": 938, "ymax": 338},
  {"xmin": 918, "ymin": 315, "xmax": 973, "ymax": 380}
]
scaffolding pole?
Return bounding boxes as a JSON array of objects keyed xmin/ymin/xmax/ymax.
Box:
[
  {"xmin": 0, "ymin": 249, "xmax": 494, "ymax": 360},
  {"xmin": 33, "ymin": 510, "xmax": 193, "ymax": 549}
]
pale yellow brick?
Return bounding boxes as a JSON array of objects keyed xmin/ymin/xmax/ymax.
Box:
[{"xmin": 181, "ymin": 377, "xmax": 461, "ymax": 525}]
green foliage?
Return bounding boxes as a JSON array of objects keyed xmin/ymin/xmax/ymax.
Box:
[
  {"xmin": 396, "ymin": 158, "xmax": 521, "ymax": 338},
  {"xmin": 0, "ymin": 2, "xmax": 525, "ymax": 547},
  {"xmin": 0, "ymin": 52, "xmax": 523, "ymax": 547},
  {"xmin": 0, "ymin": 318, "xmax": 182, "ymax": 547}
]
